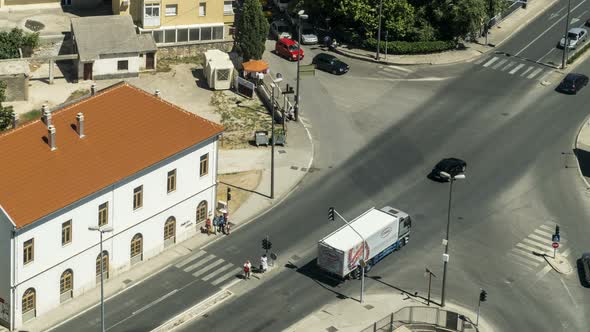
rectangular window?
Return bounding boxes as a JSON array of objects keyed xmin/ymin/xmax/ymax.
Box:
[
  {"xmin": 117, "ymin": 60, "xmax": 128, "ymax": 71},
  {"xmin": 213, "ymin": 26, "xmax": 224, "ymax": 40},
  {"xmin": 167, "ymin": 169, "xmax": 177, "ymax": 193},
  {"xmin": 164, "ymin": 29, "xmax": 176, "ymax": 43},
  {"xmin": 224, "ymin": 1, "xmax": 233, "ymax": 15},
  {"xmin": 133, "ymin": 185, "xmax": 143, "ymax": 210},
  {"xmin": 200, "ymin": 153, "xmax": 209, "ymax": 176},
  {"xmin": 62, "ymin": 220, "xmax": 72, "ymax": 246},
  {"xmin": 165, "ymin": 4, "xmax": 177, "ymax": 16},
  {"xmin": 201, "ymin": 27, "xmax": 212, "ymax": 41},
  {"xmin": 189, "ymin": 28, "xmax": 200, "ymax": 41},
  {"xmin": 177, "ymin": 28, "xmax": 189, "ymax": 42},
  {"xmin": 98, "ymin": 202, "xmax": 108, "ymax": 226},
  {"xmin": 23, "ymin": 238, "xmax": 34, "ymax": 264},
  {"xmin": 199, "ymin": 2, "xmax": 206, "ymax": 16},
  {"xmin": 152, "ymin": 30, "xmax": 164, "ymax": 43}
]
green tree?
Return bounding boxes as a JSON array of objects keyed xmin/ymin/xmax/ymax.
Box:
[
  {"xmin": 0, "ymin": 28, "xmax": 39, "ymax": 59},
  {"xmin": 0, "ymin": 81, "xmax": 15, "ymax": 131},
  {"xmin": 235, "ymin": 0, "xmax": 269, "ymax": 60},
  {"xmin": 334, "ymin": 0, "xmax": 414, "ymax": 39},
  {"xmin": 431, "ymin": 0, "xmax": 486, "ymax": 40}
]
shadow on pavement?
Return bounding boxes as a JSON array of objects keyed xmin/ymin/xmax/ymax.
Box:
[
  {"xmin": 369, "ymin": 275, "xmax": 431, "ymax": 306},
  {"xmin": 293, "ymin": 259, "xmax": 349, "ymax": 299},
  {"xmin": 574, "ymin": 148, "xmax": 590, "ymax": 179},
  {"xmin": 576, "ymin": 258, "xmax": 590, "ymax": 288}
]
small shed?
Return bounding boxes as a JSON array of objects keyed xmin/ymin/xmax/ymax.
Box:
[
  {"xmin": 0, "ymin": 60, "xmax": 29, "ymax": 101},
  {"xmin": 204, "ymin": 50, "xmax": 234, "ymax": 90}
]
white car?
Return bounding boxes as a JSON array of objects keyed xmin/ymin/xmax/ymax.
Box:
[
  {"xmin": 296, "ymin": 23, "xmax": 318, "ymax": 44},
  {"xmin": 559, "ymin": 28, "xmax": 588, "ymax": 49},
  {"xmin": 270, "ymin": 20, "xmax": 292, "ymax": 40}
]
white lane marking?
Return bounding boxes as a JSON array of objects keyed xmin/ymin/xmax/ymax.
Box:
[
  {"xmin": 562, "ymin": 248, "xmax": 572, "ymax": 257},
  {"xmin": 474, "ymin": 56, "xmax": 488, "ymax": 65},
  {"xmin": 132, "ymin": 289, "xmax": 178, "ymax": 316},
  {"xmin": 528, "ymin": 67, "xmax": 544, "ymax": 79},
  {"xmin": 183, "ymin": 254, "xmax": 216, "ymax": 272},
  {"xmin": 516, "ymin": 0, "xmax": 588, "ymax": 56},
  {"xmin": 560, "ymin": 277, "xmax": 578, "ymax": 307},
  {"xmin": 192, "ymin": 258, "xmax": 225, "ymax": 278},
  {"xmin": 483, "ymin": 57, "xmax": 499, "ymax": 67},
  {"xmin": 212, "ymin": 268, "xmax": 242, "ymax": 286},
  {"xmin": 509, "ymin": 63, "xmax": 525, "ymax": 74},
  {"xmin": 512, "ymin": 246, "xmax": 545, "ymax": 262},
  {"xmin": 202, "ymin": 264, "xmax": 234, "ymax": 281},
  {"xmin": 351, "ymin": 76, "xmax": 453, "ymax": 82},
  {"xmin": 535, "ymin": 264, "xmax": 553, "ymax": 280},
  {"xmin": 537, "ymin": 47, "xmax": 556, "ymax": 62},
  {"xmin": 501, "ymin": 61, "xmax": 517, "ymax": 71},
  {"xmin": 534, "ymin": 229, "xmax": 553, "ymax": 237},
  {"xmin": 522, "ymin": 238, "xmax": 551, "ymax": 252},
  {"xmin": 540, "ymin": 224, "xmax": 555, "ymax": 231},
  {"xmin": 175, "ymin": 251, "xmax": 206, "ymax": 268},
  {"xmin": 386, "ymin": 65, "xmax": 413, "ymax": 73},
  {"xmin": 520, "ymin": 66, "xmax": 535, "ymax": 77},
  {"xmin": 529, "ymin": 234, "xmax": 554, "ymax": 245},
  {"xmin": 507, "ymin": 252, "xmax": 540, "ymax": 267},
  {"xmin": 492, "ymin": 58, "xmax": 508, "ymax": 69}
]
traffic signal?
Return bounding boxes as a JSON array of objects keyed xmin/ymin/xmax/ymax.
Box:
[
  {"xmin": 328, "ymin": 207, "xmax": 335, "ymax": 221},
  {"xmin": 479, "ymin": 289, "xmax": 487, "ymax": 302},
  {"xmin": 555, "ymin": 225, "xmax": 560, "ymax": 236},
  {"xmin": 227, "ymin": 187, "xmax": 232, "ymax": 201},
  {"xmin": 262, "ymin": 238, "xmax": 272, "ymax": 251}
]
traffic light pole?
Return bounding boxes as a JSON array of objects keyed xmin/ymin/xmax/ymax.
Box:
[
  {"xmin": 476, "ymin": 296, "xmax": 481, "ymax": 326},
  {"xmin": 562, "ymin": 0, "xmax": 571, "ymax": 69},
  {"xmin": 333, "ymin": 209, "xmax": 366, "ymax": 303}
]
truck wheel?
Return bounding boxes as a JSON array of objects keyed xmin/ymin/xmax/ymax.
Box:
[{"xmin": 400, "ymin": 238, "xmax": 406, "ymax": 248}]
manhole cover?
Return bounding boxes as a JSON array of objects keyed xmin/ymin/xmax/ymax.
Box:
[
  {"xmin": 25, "ymin": 20, "xmax": 45, "ymax": 32},
  {"xmin": 364, "ymin": 304, "xmax": 374, "ymax": 310},
  {"xmin": 326, "ymin": 326, "xmax": 339, "ymax": 332}
]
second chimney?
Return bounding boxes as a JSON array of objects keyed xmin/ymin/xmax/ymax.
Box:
[
  {"xmin": 76, "ymin": 112, "xmax": 85, "ymax": 138},
  {"xmin": 91, "ymin": 83, "xmax": 97, "ymax": 95},
  {"xmin": 12, "ymin": 113, "xmax": 18, "ymax": 129},
  {"xmin": 155, "ymin": 89, "xmax": 161, "ymax": 98},
  {"xmin": 41, "ymin": 104, "xmax": 51, "ymax": 126},
  {"xmin": 48, "ymin": 125, "xmax": 57, "ymax": 151}
]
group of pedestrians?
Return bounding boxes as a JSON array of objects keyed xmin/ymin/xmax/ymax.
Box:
[
  {"xmin": 243, "ymin": 254, "xmax": 269, "ymax": 280},
  {"xmin": 202, "ymin": 212, "xmax": 231, "ymax": 236}
]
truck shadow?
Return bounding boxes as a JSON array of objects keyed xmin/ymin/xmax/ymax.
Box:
[
  {"xmin": 368, "ymin": 276, "xmax": 433, "ymax": 306},
  {"xmin": 290, "ymin": 259, "xmax": 350, "ymax": 300}
]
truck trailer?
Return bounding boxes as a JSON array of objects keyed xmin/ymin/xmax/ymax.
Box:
[{"xmin": 317, "ymin": 206, "xmax": 412, "ymax": 279}]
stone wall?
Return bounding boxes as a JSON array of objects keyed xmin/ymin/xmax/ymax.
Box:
[
  {"xmin": 157, "ymin": 41, "xmax": 233, "ymax": 59},
  {"xmin": 0, "ymin": 74, "xmax": 28, "ymax": 102}
]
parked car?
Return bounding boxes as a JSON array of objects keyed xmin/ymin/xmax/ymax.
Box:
[
  {"xmin": 559, "ymin": 28, "xmax": 588, "ymax": 49},
  {"xmin": 295, "ymin": 23, "xmax": 318, "ymax": 44},
  {"xmin": 273, "ymin": 0, "xmax": 290, "ymax": 12},
  {"xmin": 556, "ymin": 73, "xmax": 589, "ymax": 94},
  {"xmin": 429, "ymin": 158, "xmax": 466, "ymax": 181},
  {"xmin": 580, "ymin": 253, "xmax": 590, "ymax": 287},
  {"xmin": 312, "ymin": 53, "xmax": 349, "ymax": 74},
  {"xmin": 275, "ymin": 38, "xmax": 304, "ymax": 61},
  {"xmin": 270, "ymin": 20, "xmax": 292, "ymax": 40},
  {"xmin": 586, "ymin": 18, "xmax": 590, "ymax": 27}
]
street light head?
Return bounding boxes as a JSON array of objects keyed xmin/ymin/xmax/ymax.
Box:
[
  {"xmin": 300, "ymin": 14, "xmax": 309, "ymax": 20},
  {"xmin": 88, "ymin": 226, "xmax": 100, "ymax": 231},
  {"xmin": 102, "ymin": 226, "xmax": 114, "ymax": 233},
  {"xmin": 298, "ymin": 9, "xmax": 305, "ymax": 15},
  {"xmin": 454, "ymin": 174, "xmax": 466, "ymax": 180},
  {"xmin": 439, "ymin": 171, "xmax": 451, "ymax": 179}
]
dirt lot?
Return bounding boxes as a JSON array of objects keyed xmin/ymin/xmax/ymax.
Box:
[{"xmin": 216, "ymin": 170, "xmax": 263, "ymax": 214}]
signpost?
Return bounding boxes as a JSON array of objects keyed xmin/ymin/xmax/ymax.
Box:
[{"xmin": 552, "ymin": 242, "xmax": 559, "ymax": 258}]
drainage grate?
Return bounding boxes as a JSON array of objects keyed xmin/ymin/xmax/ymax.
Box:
[
  {"xmin": 364, "ymin": 304, "xmax": 374, "ymax": 310},
  {"xmin": 291, "ymin": 166, "xmax": 299, "ymax": 170},
  {"xmin": 326, "ymin": 327, "xmax": 339, "ymax": 332},
  {"xmin": 123, "ymin": 279, "xmax": 133, "ymax": 285},
  {"xmin": 301, "ymin": 168, "xmax": 308, "ymax": 172},
  {"xmin": 279, "ymin": 150, "xmax": 287, "ymax": 154}
]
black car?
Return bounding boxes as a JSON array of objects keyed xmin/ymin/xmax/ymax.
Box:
[
  {"xmin": 580, "ymin": 253, "xmax": 590, "ymax": 287},
  {"xmin": 312, "ymin": 53, "xmax": 349, "ymax": 74},
  {"xmin": 430, "ymin": 158, "xmax": 466, "ymax": 181},
  {"xmin": 557, "ymin": 73, "xmax": 589, "ymax": 94}
]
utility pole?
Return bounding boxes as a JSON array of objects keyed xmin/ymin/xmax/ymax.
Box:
[
  {"xmin": 269, "ymin": 73, "xmax": 282, "ymax": 199},
  {"xmin": 562, "ymin": 0, "xmax": 572, "ymax": 69},
  {"xmin": 477, "ymin": 289, "xmax": 487, "ymax": 326},
  {"xmin": 425, "ymin": 267, "xmax": 436, "ymax": 306},
  {"xmin": 295, "ymin": 11, "xmax": 308, "ymax": 122},
  {"xmin": 376, "ymin": 0, "xmax": 383, "ymax": 60}
]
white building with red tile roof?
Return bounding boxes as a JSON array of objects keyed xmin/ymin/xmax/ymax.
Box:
[{"xmin": 0, "ymin": 82, "xmax": 223, "ymax": 329}]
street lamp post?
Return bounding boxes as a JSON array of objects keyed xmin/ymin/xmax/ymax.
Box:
[
  {"xmin": 425, "ymin": 267, "xmax": 437, "ymax": 306},
  {"xmin": 376, "ymin": 0, "xmax": 383, "ymax": 60},
  {"xmin": 439, "ymin": 171, "xmax": 465, "ymax": 307},
  {"xmin": 269, "ymin": 73, "xmax": 282, "ymax": 199},
  {"xmin": 295, "ymin": 10, "xmax": 308, "ymax": 122},
  {"xmin": 88, "ymin": 225, "xmax": 114, "ymax": 332},
  {"xmin": 562, "ymin": 0, "xmax": 572, "ymax": 69}
]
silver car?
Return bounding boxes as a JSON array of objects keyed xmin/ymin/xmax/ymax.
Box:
[
  {"xmin": 296, "ymin": 23, "xmax": 318, "ymax": 44},
  {"xmin": 560, "ymin": 28, "xmax": 588, "ymax": 49},
  {"xmin": 270, "ymin": 20, "xmax": 292, "ymax": 40}
]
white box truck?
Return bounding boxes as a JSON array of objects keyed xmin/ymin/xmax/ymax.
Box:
[{"xmin": 317, "ymin": 206, "xmax": 412, "ymax": 279}]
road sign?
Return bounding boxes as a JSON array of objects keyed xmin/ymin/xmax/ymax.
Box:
[
  {"xmin": 552, "ymin": 234, "xmax": 560, "ymax": 242},
  {"xmin": 552, "ymin": 242, "xmax": 559, "ymax": 249}
]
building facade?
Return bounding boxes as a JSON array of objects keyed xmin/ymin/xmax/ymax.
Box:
[
  {"xmin": 0, "ymin": 0, "xmax": 102, "ymax": 9},
  {"xmin": 0, "ymin": 82, "xmax": 223, "ymax": 330},
  {"xmin": 112, "ymin": 0, "xmax": 235, "ymax": 46}
]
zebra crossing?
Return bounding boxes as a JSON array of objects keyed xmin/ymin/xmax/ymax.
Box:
[
  {"xmin": 174, "ymin": 250, "xmax": 242, "ymax": 287},
  {"xmin": 376, "ymin": 64, "xmax": 413, "ymax": 78},
  {"xmin": 474, "ymin": 55, "xmax": 549, "ymax": 80},
  {"xmin": 507, "ymin": 224, "xmax": 570, "ymax": 276}
]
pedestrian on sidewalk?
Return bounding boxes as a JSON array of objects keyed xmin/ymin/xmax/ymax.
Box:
[
  {"xmin": 205, "ymin": 217, "xmax": 213, "ymax": 236},
  {"xmin": 225, "ymin": 221, "xmax": 231, "ymax": 235},
  {"xmin": 219, "ymin": 215, "xmax": 226, "ymax": 234},
  {"xmin": 260, "ymin": 254, "xmax": 268, "ymax": 273},
  {"xmin": 212, "ymin": 215, "xmax": 218, "ymax": 235},
  {"xmin": 244, "ymin": 260, "xmax": 252, "ymax": 279}
]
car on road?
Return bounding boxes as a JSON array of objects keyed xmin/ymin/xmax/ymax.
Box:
[
  {"xmin": 556, "ymin": 73, "xmax": 589, "ymax": 94},
  {"xmin": 295, "ymin": 23, "xmax": 318, "ymax": 44},
  {"xmin": 312, "ymin": 53, "xmax": 349, "ymax": 74},
  {"xmin": 429, "ymin": 158, "xmax": 466, "ymax": 181},
  {"xmin": 559, "ymin": 28, "xmax": 588, "ymax": 49},
  {"xmin": 270, "ymin": 20, "xmax": 292, "ymax": 40},
  {"xmin": 275, "ymin": 38, "xmax": 303, "ymax": 61},
  {"xmin": 580, "ymin": 253, "xmax": 590, "ymax": 287}
]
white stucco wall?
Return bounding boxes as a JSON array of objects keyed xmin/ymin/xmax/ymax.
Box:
[
  {"xmin": 0, "ymin": 206, "xmax": 15, "ymax": 328},
  {"xmin": 78, "ymin": 53, "xmax": 141, "ymax": 80},
  {"xmin": 10, "ymin": 136, "xmax": 219, "ymax": 328}
]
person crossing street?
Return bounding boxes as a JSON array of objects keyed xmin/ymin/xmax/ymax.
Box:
[{"xmin": 243, "ymin": 260, "xmax": 252, "ymax": 279}]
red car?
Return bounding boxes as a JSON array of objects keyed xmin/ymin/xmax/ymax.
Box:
[{"xmin": 275, "ymin": 38, "xmax": 304, "ymax": 61}]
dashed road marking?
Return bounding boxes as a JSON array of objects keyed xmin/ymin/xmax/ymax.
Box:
[{"xmin": 509, "ymin": 63, "xmax": 525, "ymax": 74}]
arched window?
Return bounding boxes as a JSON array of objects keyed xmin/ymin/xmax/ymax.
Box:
[
  {"xmin": 22, "ymin": 288, "xmax": 36, "ymax": 322},
  {"xmin": 60, "ymin": 269, "xmax": 74, "ymax": 302},
  {"xmin": 196, "ymin": 200, "xmax": 208, "ymax": 223},
  {"xmin": 164, "ymin": 217, "xmax": 176, "ymax": 247},
  {"xmin": 96, "ymin": 251, "xmax": 109, "ymax": 284},
  {"xmin": 130, "ymin": 233, "xmax": 143, "ymax": 264}
]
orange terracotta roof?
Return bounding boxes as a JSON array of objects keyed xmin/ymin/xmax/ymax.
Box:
[
  {"xmin": 0, "ymin": 82, "xmax": 223, "ymax": 229},
  {"xmin": 242, "ymin": 60, "xmax": 269, "ymax": 72}
]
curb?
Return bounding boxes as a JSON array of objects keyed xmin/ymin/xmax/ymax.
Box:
[
  {"xmin": 573, "ymin": 113, "xmax": 590, "ymax": 189},
  {"xmin": 544, "ymin": 254, "xmax": 573, "ymax": 274}
]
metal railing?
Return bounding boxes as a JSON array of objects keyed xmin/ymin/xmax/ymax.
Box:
[{"xmin": 360, "ymin": 306, "xmax": 478, "ymax": 332}]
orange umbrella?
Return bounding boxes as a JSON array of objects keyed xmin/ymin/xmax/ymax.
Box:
[{"xmin": 242, "ymin": 60, "xmax": 269, "ymax": 73}]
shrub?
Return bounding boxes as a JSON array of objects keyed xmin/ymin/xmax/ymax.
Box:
[
  {"xmin": 363, "ymin": 38, "xmax": 457, "ymax": 55},
  {"xmin": 0, "ymin": 28, "xmax": 39, "ymax": 59},
  {"xmin": 567, "ymin": 43, "xmax": 590, "ymax": 64}
]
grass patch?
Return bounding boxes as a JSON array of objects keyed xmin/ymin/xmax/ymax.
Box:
[
  {"xmin": 64, "ymin": 88, "xmax": 90, "ymax": 103},
  {"xmin": 216, "ymin": 170, "xmax": 263, "ymax": 215},
  {"xmin": 210, "ymin": 91, "xmax": 273, "ymax": 149},
  {"xmin": 157, "ymin": 55, "xmax": 205, "ymax": 72},
  {"xmin": 19, "ymin": 109, "xmax": 41, "ymax": 124},
  {"xmin": 567, "ymin": 42, "xmax": 590, "ymax": 64}
]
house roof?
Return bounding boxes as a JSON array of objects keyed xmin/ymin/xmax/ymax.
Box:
[
  {"xmin": 71, "ymin": 15, "xmax": 148, "ymax": 61},
  {"xmin": 0, "ymin": 82, "xmax": 223, "ymax": 229}
]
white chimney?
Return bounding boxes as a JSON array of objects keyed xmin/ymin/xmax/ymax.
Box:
[
  {"xmin": 155, "ymin": 89, "xmax": 161, "ymax": 98},
  {"xmin": 48, "ymin": 125, "xmax": 57, "ymax": 151},
  {"xmin": 76, "ymin": 112, "xmax": 85, "ymax": 138},
  {"xmin": 91, "ymin": 83, "xmax": 97, "ymax": 95},
  {"xmin": 41, "ymin": 105, "xmax": 51, "ymax": 127},
  {"xmin": 12, "ymin": 113, "xmax": 18, "ymax": 129}
]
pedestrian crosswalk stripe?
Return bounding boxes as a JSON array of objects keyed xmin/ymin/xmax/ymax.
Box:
[
  {"xmin": 175, "ymin": 251, "xmax": 206, "ymax": 268},
  {"xmin": 212, "ymin": 268, "xmax": 242, "ymax": 286},
  {"xmin": 202, "ymin": 264, "xmax": 234, "ymax": 281},
  {"xmin": 491, "ymin": 58, "xmax": 508, "ymax": 69},
  {"xmin": 528, "ymin": 68, "xmax": 544, "ymax": 79},
  {"xmin": 515, "ymin": 243, "xmax": 546, "ymax": 259},
  {"xmin": 507, "ymin": 252, "xmax": 539, "ymax": 268},
  {"xmin": 522, "ymin": 238, "xmax": 550, "ymax": 252},
  {"xmin": 534, "ymin": 229, "xmax": 553, "ymax": 238},
  {"xmin": 501, "ymin": 61, "xmax": 516, "ymax": 71},
  {"xmin": 539, "ymin": 224, "xmax": 556, "ymax": 231},
  {"xmin": 192, "ymin": 258, "xmax": 225, "ymax": 278},
  {"xmin": 474, "ymin": 56, "xmax": 488, "ymax": 65},
  {"xmin": 386, "ymin": 65, "xmax": 413, "ymax": 73},
  {"xmin": 561, "ymin": 248, "xmax": 571, "ymax": 257},
  {"xmin": 483, "ymin": 57, "xmax": 499, "ymax": 67},
  {"xmin": 510, "ymin": 247, "xmax": 544, "ymax": 262},
  {"xmin": 183, "ymin": 254, "xmax": 216, "ymax": 272},
  {"xmin": 509, "ymin": 64, "xmax": 525, "ymax": 74},
  {"xmin": 528, "ymin": 234, "xmax": 553, "ymax": 245},
  {"xmin": 520, "ymin": 66, "xmax": 534, "ymax": 77},
  {"xmin": 535, "ymin": 264, "xmax": 552, "ymax": 279}
]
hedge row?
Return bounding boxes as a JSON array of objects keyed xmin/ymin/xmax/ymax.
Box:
[
  {"xmin": 363, "ymin": 38, "xmax": 457, "ymax": 55},
  {"xmin": 567, "ymin": 42, "xmax": 590, "ymax": 64}
]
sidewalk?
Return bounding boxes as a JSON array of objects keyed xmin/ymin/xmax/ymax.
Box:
[
  {"xmin": 284, "ymin": 292, "xmax": 495, "ymax": 332},
  {"xmin": 333, "ymin": 0, "xmax": 557, "ymax": 66},
  {"xmin": 14, "ymin": 107, "xmax": 313, "ymax": 332},
  {"xmin": 574, "ymin": 115, "xmax": 590, "ymax": 188}
]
